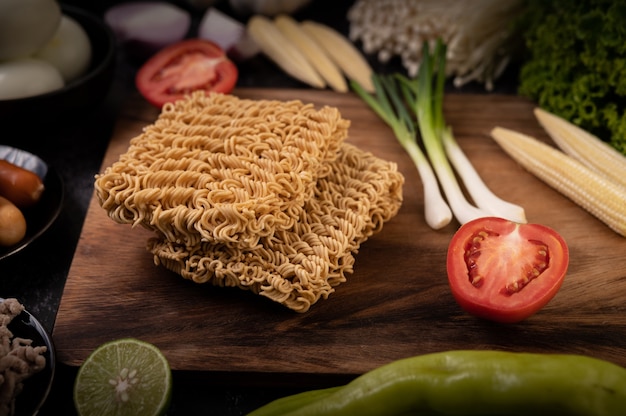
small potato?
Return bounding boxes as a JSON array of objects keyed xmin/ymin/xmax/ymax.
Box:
[{"xmin": 0, "ymin": 196, "xmax": 26, "ymax": 246}]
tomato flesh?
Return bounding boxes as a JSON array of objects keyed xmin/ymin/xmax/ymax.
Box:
[
  {"xmin": 447, "ymin": 217, "xmax": 569, "ymax": 323},
  {"xmin": 136, "ymin": 39, "xmax": 238, "ymax": 107},
  {"xmin": 158, "ymin": 52, "xmax": 219, "ymax": 91}
]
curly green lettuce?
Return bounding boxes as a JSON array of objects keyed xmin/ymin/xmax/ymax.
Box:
[{"xmin": 517, "ymin": 0, "xmax": 626, "ymax": 155}]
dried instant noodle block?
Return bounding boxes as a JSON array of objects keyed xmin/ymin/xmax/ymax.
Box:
[
  {"xmin": 94, "ymin": 92, "xmax": 349, "ymax": 248},
  {"xmin": 148, "ymin": 143, "xmax": 404, "ymax": 312}
]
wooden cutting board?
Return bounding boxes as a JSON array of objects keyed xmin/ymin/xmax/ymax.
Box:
[{"xmin": 53, "ymin": 88, "xmax": 626, "ymax": 383}]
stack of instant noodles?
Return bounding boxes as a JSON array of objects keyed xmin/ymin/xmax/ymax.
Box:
[{"xmin": 95, "ymin": 92, "xmax": 404, "ymax": 312}]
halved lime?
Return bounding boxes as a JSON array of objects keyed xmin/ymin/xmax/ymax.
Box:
[{"xmin": 73, "ymin": 338, "xmax": 172, "ymax": 416}]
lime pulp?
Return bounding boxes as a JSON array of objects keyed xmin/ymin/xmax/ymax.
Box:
[{"xmin": 73, "ymin": 338, "xmax": 172, "ymax": 416}]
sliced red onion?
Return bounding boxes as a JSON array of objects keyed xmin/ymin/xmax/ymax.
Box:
[
  {"xmin": 105, "ymin": 2, "xmax": 191, "ymax": 61},
  {"xmin": 198, "ymin": 8, "xmax": 260, "ymax": 61}
]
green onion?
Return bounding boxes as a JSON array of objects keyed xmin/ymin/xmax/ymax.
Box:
[
  {"xmin": 398, "ymin": 40, "xmax": 490, "ymax": 225},
  {"xmin": 423, "ymin": 40, "xmax": 526, "ymax": 224},
  {"xmin": 353, "ymin": 39, "xmax": 526, "ymax": 227},
  {"xmin": 441, "ymin": 126, "xmax": 527, "ymax": 223},
  {"xmin": 351, "ymin": 73, "xmax": 453, "ymax": 229}
]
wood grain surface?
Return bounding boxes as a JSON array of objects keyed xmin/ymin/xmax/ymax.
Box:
[{"xmin": 53, "ymin": 88, "xmax": 626, "ymax": 383}]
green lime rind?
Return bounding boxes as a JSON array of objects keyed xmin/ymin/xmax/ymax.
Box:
[{"xmin": 73, "ymin": 338, "xmax": 172, "ymax": 416}]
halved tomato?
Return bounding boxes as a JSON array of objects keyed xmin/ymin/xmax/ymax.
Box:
[
  {"xmin": 135, "ymin": 38, "xmax": 238, "ymax": 107},
  {"xmin": 447, "ymin": 217, "xmax": 569, "ymax": 323}
]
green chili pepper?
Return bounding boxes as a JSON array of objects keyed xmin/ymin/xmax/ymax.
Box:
[
  {"xmin": 248, "ymin": 386, "xmax": 342, "ymax": 416},
  {"xmin": 248, "ymin": 350, "xmax": 626, "ymax": 416}
]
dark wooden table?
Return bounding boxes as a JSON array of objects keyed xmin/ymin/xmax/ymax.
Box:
[
  {"xmin": 6, "ymin": 1, "xmax": 623, "ymax": 415},
  {"xmin": 56, "ymin": 88, "xmax": 626, "ymax": 376}
]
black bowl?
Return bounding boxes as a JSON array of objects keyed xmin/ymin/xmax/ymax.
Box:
[
  {"xmin": 0, "ymin": 145, "xmax": 65, "ymax": 261},
  {"xmin": 1, "ymin": 298, "xmax": 56, "ymax": 416},
  {"xmin": 0, "ymin": 4, "xmax": 116, "ymax": 130}
]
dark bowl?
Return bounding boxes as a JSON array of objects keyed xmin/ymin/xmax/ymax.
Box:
[
  {"xmin": 0, "ymin": 4, "xmax": 116, "ymax": 130},
  {"xmin": 1, "ymin": 298, "xmax": 56, "ymax": 416}
]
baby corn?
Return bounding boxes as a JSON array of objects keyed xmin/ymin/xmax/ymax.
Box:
[
  {"xmin": 490, "ymin": 126, "xmax": 626, "ymax": 237},
  {"xmin": 274, "ymin": 15, "xmax": 347, "ymax": 93},
  {"xmin": 247, "ymin": 15, "xmax": 325, "ymax": 89},
  {"xmin": 534, "ymin": 107, "xmax": 626, "ymax": 189},
  {"xmin": 301, "ymin": 20, "xmax": 375, "ymax": 93}
]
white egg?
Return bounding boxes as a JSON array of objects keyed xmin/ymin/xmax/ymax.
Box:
[
  {"xmin": 0, "ymin": 58, "xmax": 64, "ymax": 100},
  {"xmin": 36, "ymin": 14, "xmax": 93, "ymax": 83},
  {"xmin": 0, "ymin": 0, "xmax": 62, "ymax": 61}
]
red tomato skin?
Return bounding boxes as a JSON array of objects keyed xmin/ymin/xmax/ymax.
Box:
[
  {"xmin": 135, "ymin": 38, "xmax": 238, "ymax": 107},
  {"xmin": 446, "ymin": 217, "xmax": 569, "ymax": 323}
]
